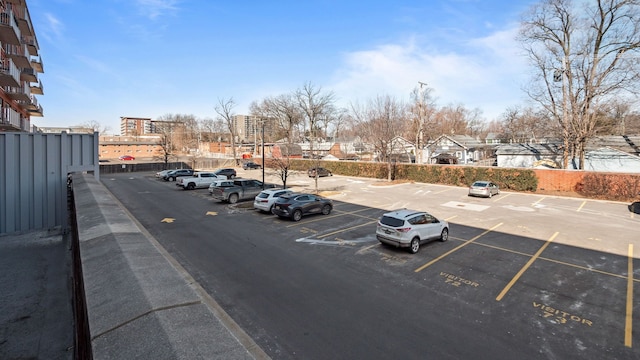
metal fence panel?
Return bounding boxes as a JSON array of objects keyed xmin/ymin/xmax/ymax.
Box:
[{"xmin": 0, "ymin": 132, "xmax": 99, "ymax": 235}]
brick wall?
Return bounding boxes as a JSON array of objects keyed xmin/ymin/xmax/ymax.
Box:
[{"xmin": 533, "ymin": 169, "xmax": 585, "ymax": 192}]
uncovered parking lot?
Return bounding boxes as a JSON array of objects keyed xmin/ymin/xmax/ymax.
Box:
[{"xmin": 148, "ymin": 170, "xmax": 639, "ymax": 355}]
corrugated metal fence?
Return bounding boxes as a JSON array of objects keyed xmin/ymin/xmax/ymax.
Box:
[{"xmin": 0, "ymin": 132, "xmax": 99, "ymax": 235}]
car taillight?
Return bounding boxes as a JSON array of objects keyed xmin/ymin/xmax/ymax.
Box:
[{"xmin": 397, "ymin": 227, "xmax": 411, "ymax": 233}]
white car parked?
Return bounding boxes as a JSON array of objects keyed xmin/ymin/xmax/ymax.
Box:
[
  {"xmin": 376, "ymin": 209, "xmax": 449, "ymax": 254},
  {"xmin": 254, "ymin": 188, "xmax": 294, "ymax": 213}
]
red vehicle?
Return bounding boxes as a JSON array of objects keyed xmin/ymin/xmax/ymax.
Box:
[{"xmin": 119, "ymin": 155, "xmax": 135, "ymax": 161}]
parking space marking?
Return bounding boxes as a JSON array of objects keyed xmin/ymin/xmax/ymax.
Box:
[
  {"xmin": 532, "ymin": 197, "xmax": 545, "ymax": 206},
  {"xmin": 285, "ymin": 207, "xmax": 371, "ymax": 228},
  {"xmin": 414, "ymin": 223, "xmax": 503, "ymax": 273},
  {"xmin": 434, "ymin": 188, "xmax": 452, "ymax": 194},
  {"xmin": 496, "ymin": 232, "xmax": 558, "ymax": 301},
  {"xmin": 626, "ymin": 244, "xmax": 634, "ymax": 348},
  {"xmin": 492, "ymin": 193, "xmax": 510, "ymax": 202},
  {"xmin": 577, "ymin": 200, "xmax": 587, "ymax": 212},
  {"xmin": 318, "ymin": 220, "xmax": 378, "ymax": 239}
]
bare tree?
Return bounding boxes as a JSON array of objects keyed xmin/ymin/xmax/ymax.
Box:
[
  {"xmin": 409, "ymin": 83, "xmax": 438, "ymax": 163},
  {"xmin": 154, "ymin": 122, "xmax": 176, "ymax": 165},
  {"xmin": 215, "ymin": 97, "xmax": 239, "ymax": 165},
  {"xmin": 351, "ymin": 95, "xmax": 408, "ymax": 181},
  {"xmin": 432, "ymin": 104, "xmax": 474, "ymax": 135},
  {"xmin": 80, "ymin": 120, "xmax": 111, "ymax": 135},
  {"xmin": 499, "ymin": 106, "xmax": 552, "ymax": 143},
  {"xmin": 519, "ymin": 0, "xmax": 640, "ymax": 169},
  {"xmin": 295, "ymin": 82, "xmax": 336, "ymax": 193}
]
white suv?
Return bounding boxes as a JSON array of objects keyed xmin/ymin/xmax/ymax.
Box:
[
  {"xmin": 376, "ymin": 209, "xmax": 449, "ymax": 253},
  {"xmin": 254, "ymin": 188, "xmax": 293, "ymax": 213}
]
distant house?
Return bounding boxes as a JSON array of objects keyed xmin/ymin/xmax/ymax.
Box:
[
  {"xmin": 582, "ymin": 147, "xmax": 640, "ymax": 173},
  {"xmin": 270, "ymin": 143, "xmax": 303, "ymax": 158},
  {"xmin": 495, "ymin": 143, "xmax": 562, "ymax": 168},
  {"xmin": 375, "ymin": 136, "xmax": 415, "ymax": 163},
  {"xmin": 330, "ymin": 137, "xmax": 368, "ymax": 160},
  {"xmin": 425, "ymin": 135, "xmax": 492, "ymax": 165}
]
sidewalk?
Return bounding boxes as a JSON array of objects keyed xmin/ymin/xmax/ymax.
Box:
[{"xmin": 0, "ymin": 229, "xmax": 74, "ymax": 360}]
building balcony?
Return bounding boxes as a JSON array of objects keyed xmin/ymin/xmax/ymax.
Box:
[
  {"xmin": 28, "ymin": 104, "xmax": 43, "ymax": 117},
  {"xmin": 31, "ymin": 55, "xmax": 43, "ymax": 72},
  {"xmin": 7, "ymin": 83, "xmax": 31, "ymax": 102},
  {"xmin": 23, "ymin": 93, "xmax": 38, "ymax": 110},
  {"xmin": 0, "ymin": 106, "xmax": 21, "ymax": 131},
  {"xmin": 5, "ymin": 43, "xmax": 30, "ymax": 68},
  {"xmin": 24, "ymin": 36, "xmax": 38, "ymax": 56},
  {"xmin": 0, "ymin": 57, "xmax": 20, "ymax": 88},
  {"xmin": 17, "ymin": 5, "xmax": 34, "ymax": 38},
  {"xmin": 21, "ymin": 66, "xmax": 37, "ymax": 82},
  {"xmin": 0, "ymin": 8, "xmax": 21, "ymax": 45},
  {"xmin": 30, "ymin": 79, "xmax": 43, "ymax": 94}
]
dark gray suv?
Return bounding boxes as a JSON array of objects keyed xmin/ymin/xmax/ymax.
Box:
[
  {"xmin": 214, "ymin": 168, "xmax": 237, "ymax": 179},
  {"xmin": 163, "ymin": 169, "xmax": 194, "ymax": 181}
]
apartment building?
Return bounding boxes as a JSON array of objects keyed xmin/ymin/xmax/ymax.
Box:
[
  {"xmin": 232, "ymin": 114, "xmax": 277, "ymax": 143},
  {"xmin": 120, "ymin": 116, "xmax": 152, "ymax": 136},
  {"xmin": 0, "ymin": 0, "xmax": 43, "ymax": 132}
]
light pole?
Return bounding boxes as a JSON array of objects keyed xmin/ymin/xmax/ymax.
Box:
[{"xmin": 261, "ymin": 118, "xmax": 265, "ymax": 189}]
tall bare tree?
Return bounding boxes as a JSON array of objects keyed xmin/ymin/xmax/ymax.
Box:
[
  {"xmin": 409, "ymin": 83, "xmax": 437, "ymax": 163},
  {"xmin": 519, "ymin": 0, "xmax": 640, "ymax": 169},
  {"xmin": 215, "ymin": 97, "xmax": 239, "ymax": 165},
  {"xmin": 295, "ymin": 82, "xmax": 336, "ymax": 193},
  {"xmin": 352, "ymin": 95, "xmax": 408, "ymax": 181}
]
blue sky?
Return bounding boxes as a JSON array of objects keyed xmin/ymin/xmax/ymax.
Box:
[{"xmin": 28, "ymin": 0, "xmax": 538, "ymax": 134}]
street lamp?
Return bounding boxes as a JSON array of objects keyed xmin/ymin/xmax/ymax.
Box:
[{"xmin": 261, "ymin": 118, "xmax": 265, "ymax": 189}]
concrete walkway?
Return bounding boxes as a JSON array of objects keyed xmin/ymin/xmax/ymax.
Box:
[{"xmin": 0, "ymin": 230, "xmax": 74, "ymax": 360}]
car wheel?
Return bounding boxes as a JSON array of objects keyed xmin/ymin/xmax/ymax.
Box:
[
  {"xmin": 228, "ymin": 193, "xmax": 239, "ymax": 204},
  {"xmin": 488, "ymin": 192, "xmax": 492, "ymax": 198},
  {"xmin": 187, "ymin": 183, "xmax": 195, "ymax": 190},
  {"xmin": 230, "ymin": 174, "xmax": 236, "ymax": 179},
  {"xmin": 329, "ymin": 172, "xmax": 333, "ymax": 176},
  {"xmin": 409, "ymin": 237, "xmax": 420, "ymax": 254},
  {"xmin": 440, "ymin": 228, "xmax": 449, "ymax": 242},
  {"xmin": 269, "ymin": 204, "xmax": 275, "ymax": 214},
  {"xmin": 321, "ymin": 204, "xmax": 332, "ymax": 215},
  {"xmin": 292, "ymin": 209, "xmax": 303, "ymax": 222},
  {"xmin": 170, "ymin": 176, "xmax": 176, "ymax": 182}
]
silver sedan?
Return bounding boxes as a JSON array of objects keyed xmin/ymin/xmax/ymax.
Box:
[{"xmin": 468, "ymin": 181, "xmax": 500, "ymax": 198}]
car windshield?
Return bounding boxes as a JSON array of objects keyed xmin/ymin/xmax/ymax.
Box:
[
  {"xmin": 380, "ymin": 215, "xmax": 405, "ymax": 227},
  {"xmin": 473, "ymin": 181, "xmax": 488, "ymax": 187},
  {"xmin": 257, "ymin": 192, "xmax": 269, "ymax": 199}
]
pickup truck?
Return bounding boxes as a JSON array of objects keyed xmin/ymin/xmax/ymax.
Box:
[
  {"xmin": 209, "ymin": 179, "xmax": 275, "ymax": 204},
  {"xmin": 176, "ymin": 172, "xmax": 226, "ymax": 190}
]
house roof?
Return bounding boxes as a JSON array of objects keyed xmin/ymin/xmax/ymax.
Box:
[
  {"xmin": 584, "ymin": 146, "xmax": 640, "ymax": 161},
  {"xmin": 585, "ymin": 135, "xmax": 640, "ymax": 155},
  {"xmin": 426, "ymin": 134, "xmax": 486, "ymax": 150},
  {"xmin": 495, "ymin": 143, "xmax": 561, "ymax": 156}
]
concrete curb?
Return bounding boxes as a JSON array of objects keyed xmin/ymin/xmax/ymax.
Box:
[{"xmin": 73, "ymin": 173, "xmax": 268, "ymax": 359}]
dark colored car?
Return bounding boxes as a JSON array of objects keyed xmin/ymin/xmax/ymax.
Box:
[
  {"xmin": 308, "ymin": 167, "xmax": 332, "ymax": 178},
  {"xmin": 243, "ymin": 162, "xmax": 262, "ymax": 170},
  {"xmin": 214, "ymin": 168, "xmax": 237, "ymax": 179},
  {"xmin": 163, "ymin": 169, "xmax": 194, "ymax": 181},
  {"xmin": 272, "ymin": 193, "xmax": 333, "ymax": 221}
]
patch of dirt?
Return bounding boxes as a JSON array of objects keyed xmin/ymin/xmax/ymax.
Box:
[{"xmin": 370, "ymin": 180, "xmax": 414, "ymax": 186}]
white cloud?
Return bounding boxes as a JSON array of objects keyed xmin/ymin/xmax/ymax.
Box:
[
  {"xmin": 135, "ymin": 0, "xmax": 180, "ymax": 19},
  {"xmin": 329, "ymin": 26, "xmax": 530, "ymax": 120}
]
